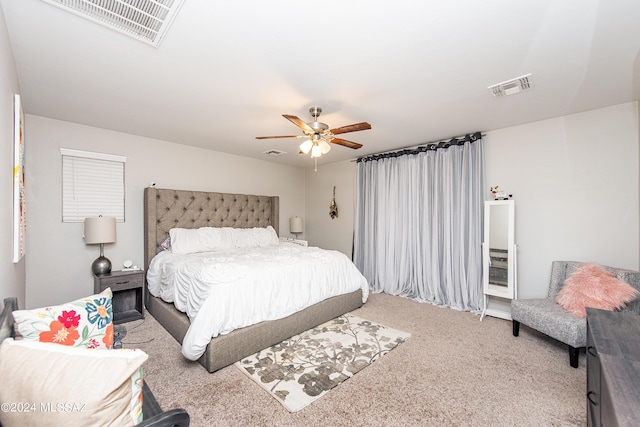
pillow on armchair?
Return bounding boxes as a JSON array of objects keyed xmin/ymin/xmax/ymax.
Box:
[
  {"xmin": 0, "ymin": 338, "xmax": 147, "ymax": 427},
  {"xmin": 555, "ymin": 263, "xmax": 640, "ymax": 317},
  {"xmin": 12, "ymin": 288, "xmax": 114, "ymax": 349}
]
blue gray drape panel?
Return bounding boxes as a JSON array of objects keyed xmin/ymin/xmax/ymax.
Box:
[{"xmin": 353, "ymin": 132, "xmax": 485, "ymax": 311}]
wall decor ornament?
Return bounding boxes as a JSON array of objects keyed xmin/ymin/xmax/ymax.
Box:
[
  {"xmin": 13, "ymin": 94, "xmax": 25, "ymax": 263},
  {"xmin": 329, "ymin": 186, "xmax": 338, "ymax": 219}
]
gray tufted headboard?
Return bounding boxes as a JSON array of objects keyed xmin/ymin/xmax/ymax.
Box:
[{"xmin": 143, "ymin": 188, "xmax": 279, "ymax": 271}]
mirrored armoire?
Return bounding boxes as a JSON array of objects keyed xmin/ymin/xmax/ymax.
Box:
[{"xmin": 481, "ymin": 199, "xmax": 517, "ymax": 320}]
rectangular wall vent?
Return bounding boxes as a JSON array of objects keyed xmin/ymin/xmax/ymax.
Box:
[
  {"xmin": 488, "ymin": 73, "xmax": 533, "ymax": 97},
  {"xmin": 41, "ymin": 0, "xmax": 185, "ymax": 47}
]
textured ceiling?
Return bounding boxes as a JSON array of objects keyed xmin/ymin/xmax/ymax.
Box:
[{"xmin": 2, "ymin": 0, "xmax": 639, "ymax": 168}]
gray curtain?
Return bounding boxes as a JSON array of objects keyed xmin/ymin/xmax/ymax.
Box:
[{"xmin": 353, "ymin": 133, "xmax": 485, "ymax": 311}]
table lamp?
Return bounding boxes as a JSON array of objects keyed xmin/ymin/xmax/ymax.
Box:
[
  {"xmin": 290, "ymin": 216, "xmax": 303, "ymax": 239},
  {"xmin": 84, "ymin": 216, "xmax": 116, "ymax": 275}
]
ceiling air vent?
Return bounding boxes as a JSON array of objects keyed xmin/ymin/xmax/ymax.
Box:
[
  {"xmin": 488, "ymin": 73, "xmax": 533, "ymax": 97},
  {"xmin": 263, "ymin": 149, "xmax": 287, "ymax": 156},
  {"xmin": 40, "ymin": 0, "xmax": 185, "ymax": 47}
]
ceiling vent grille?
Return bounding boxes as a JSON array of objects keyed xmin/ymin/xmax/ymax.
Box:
[
  {"xmin": 41, "ymin": 0, "xmax": 185, "ymax": 47},
  {"xmin": 488, "ymin": 73, "xmax": 533, "ymax": 97},
  {"xmin": 263, "ymin": 149, "xmax": 287, "ymax": 156}
]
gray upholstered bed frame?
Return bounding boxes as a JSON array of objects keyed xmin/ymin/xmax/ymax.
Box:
[{"xmin": 143, "ymin": 187, "xmax": 363, "ymax": 373}]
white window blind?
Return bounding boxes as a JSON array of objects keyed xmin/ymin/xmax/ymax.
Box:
[{"xmin": 61, "ymin": 148, "xmax": 126, "ymax": 222}]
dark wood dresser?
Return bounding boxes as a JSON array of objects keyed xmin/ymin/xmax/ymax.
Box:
[{"xmin": 586, "ymin": 308, "xmax": 640, "ymax": 427}]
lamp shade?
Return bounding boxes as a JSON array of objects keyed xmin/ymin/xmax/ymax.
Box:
[
  {"xmin": 289, "ymin": 217, "xmax": 304, "ymax": 234},
  {"xmin": 299, "ymin": 139, "xmax": 313, "ymax": 154},
  {"xmin": 84, "ymin": 216, "xmax": 116, "ymax": 244},
  {"xmin": 319, "ymin": 139, "xmax": 332, "ymax": 154}
]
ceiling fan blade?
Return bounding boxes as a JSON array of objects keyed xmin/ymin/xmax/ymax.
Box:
[
  {"xmin": 330, "ymin": 122, "xmax": 371, "ymax": 135},
  {"xmin": 255, "ymin": 135, "xmax": 300, "ymax": 139},
  {"xmin": 330, "ymin": 137, "xmax": 363, "ymax": 149},
  {"xmin": 283, "ymin": 114, "xmax": 314, "ymax": 133}
]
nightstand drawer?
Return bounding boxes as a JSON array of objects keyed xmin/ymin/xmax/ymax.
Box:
[{"xmin": 95, "ymin": 270, "xmax": 144, "ymax": 292}]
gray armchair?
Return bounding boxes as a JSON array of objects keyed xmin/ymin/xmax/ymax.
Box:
[{"xmin": 511, "ymin": 261, "xmax": 640, "ymax": 368}]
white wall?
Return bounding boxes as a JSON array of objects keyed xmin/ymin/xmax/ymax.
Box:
[
  {"xmin": 308, "ymin": 102, "xmax": 640, "ymax": 304},
  {"xmin": 485, "ymin": 102, "xmax": 639, "ymax": 300},
  {"xmin": 25, "ymin": 116, "xmax": 305, "ymax": 308},
  {"xmin": 304, "ymin": 160, "xmax": 356, "ymax": 257},
  {"xmin": 0, "ymin": 4, "xmax": 25, "ymax": 307}
]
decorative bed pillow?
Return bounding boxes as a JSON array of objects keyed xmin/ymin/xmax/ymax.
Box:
[
  {"xmin": 233, "ymin": 225, "xmax": 279, "ymax": 248},
  {"xmin": 0, "ymin": 339, "xmax": 146, "ymax": 427},
  {"xmin": 160, "ymin": 235, "xmax": 172, "ymax": 251},
  {"xmin": 12, "ymin": 288, "xmax": 114, "ymax": 349},
  {"xmin": 170, "ymin": 227, "xmax": 235, "ymax": 254},
  {"xmin": 170, "ymin": 226, "xmax": 279, "ymax": 253},
  {"xmin": 555, "ymin": 263, "xmax": 640, "ymax": 317}
]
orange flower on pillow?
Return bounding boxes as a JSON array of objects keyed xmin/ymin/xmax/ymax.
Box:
[
  {"xmin": 39, "ymin": 320, "xmax": 79, "ymax": 346},
  {"xmin": 102, "ymin": 323, "xmax": 114, "ymax": 349}
]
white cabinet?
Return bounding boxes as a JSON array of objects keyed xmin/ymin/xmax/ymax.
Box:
[{"xmin": 481, "ymin": 200, "xmax": 517, "ymax": 320}]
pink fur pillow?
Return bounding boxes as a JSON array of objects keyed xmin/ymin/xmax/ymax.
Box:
[{"xmin": 555, "ymin": 263, "xmax": 639, "ymax": 317}]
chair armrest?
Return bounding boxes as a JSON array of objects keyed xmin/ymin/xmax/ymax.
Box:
[
  {"xmin": 138, "ymin": 408, "xmax": 190, "ymax": 427},
  {"xmin": 0, "ymin": 297, "xmax": 18, "ymax": 342}
]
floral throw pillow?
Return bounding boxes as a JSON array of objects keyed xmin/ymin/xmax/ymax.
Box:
[{"xmin": 12, "ymin": 288, "xmax": 114, "ymax": 349}]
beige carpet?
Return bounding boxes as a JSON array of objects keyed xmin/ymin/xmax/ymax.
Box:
[{"xmin": 123, "ymin": 293, "xmax": 586, "ymax": 426}]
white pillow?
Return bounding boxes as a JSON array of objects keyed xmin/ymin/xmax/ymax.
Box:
[
  {"xmin": 0, "ymin": 339, "xmax": 147, "ymax": 427},
  {"xmin": 169, "ymin": 228, "xmax": 208, "ymax": 254},
  {"xmin": 170, "ymin": 226, "xmax": 278, "ymax": 254},
  {"xmin": 169, "ymin": 227, "xmax": 234, "ymax": 254},
  {"xmin": 198, "ymin": 227, "xmax": 235, "ymax": 251},
  {"xmin": 233, "ymin": 226, "xmax": 279, "ymax": 248}
]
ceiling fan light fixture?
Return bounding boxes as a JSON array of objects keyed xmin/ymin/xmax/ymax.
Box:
[
  {"xmin": 299, "ymin": 139, "xmax": 313, "ymax": 154},
  {"xmin": 256, "ymin": 106, "xmax": 370, "ymax": 163},
  {"xmin": 311, "ymin": 144, "xmax": 322, "ymax": 158},
  {"xmin": 319, "ymin": 139, "xmax": 331, "ymax": 155}
]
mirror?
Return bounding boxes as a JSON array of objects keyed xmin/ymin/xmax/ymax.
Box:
[{"xmin": 483, "ymin": 200, "xmax": 516, "ymax": 301}]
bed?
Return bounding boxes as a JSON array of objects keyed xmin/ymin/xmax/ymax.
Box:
[{"xmin": 143, "ymin": 187, "xmax": 367, "ymax": 373}]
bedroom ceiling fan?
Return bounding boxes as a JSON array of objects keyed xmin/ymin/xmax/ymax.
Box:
[{"xmin": 256, "ymin": 107, "xmax": 371, "ymax": 159}]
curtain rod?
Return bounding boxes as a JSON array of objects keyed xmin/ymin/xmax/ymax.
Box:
[{"xmin": 350, "ymin": 131, "xmax": 485, "ymax": 163}]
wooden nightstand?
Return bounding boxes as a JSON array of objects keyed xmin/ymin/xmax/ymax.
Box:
[{"xmin": 94, "ymin": 269, "xmax": 144, "ymax": 324}]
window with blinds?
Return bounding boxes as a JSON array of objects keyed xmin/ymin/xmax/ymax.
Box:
[{"xmin": 61, "ymin": 148, "xmax": 126, "ymax": 222}]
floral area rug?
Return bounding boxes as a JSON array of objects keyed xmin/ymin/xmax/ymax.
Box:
[{"xmin": 234, "ymin": 313, "xmax": 410, "ymax": 412}]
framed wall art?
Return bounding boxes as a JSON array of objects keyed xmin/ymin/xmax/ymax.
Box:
[{"xmin": 13, "ymin": 94, "xmax": 25, "ymax": 263}]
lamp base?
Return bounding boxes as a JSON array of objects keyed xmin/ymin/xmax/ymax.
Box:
[{"xmin": 92, "ymin": 256, "xmax": 112, "ymax": 275}]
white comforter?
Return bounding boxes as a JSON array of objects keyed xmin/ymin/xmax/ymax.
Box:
[{"xmin": 147, "ymin": 243, "xmax": 369, "ymax": 360}]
